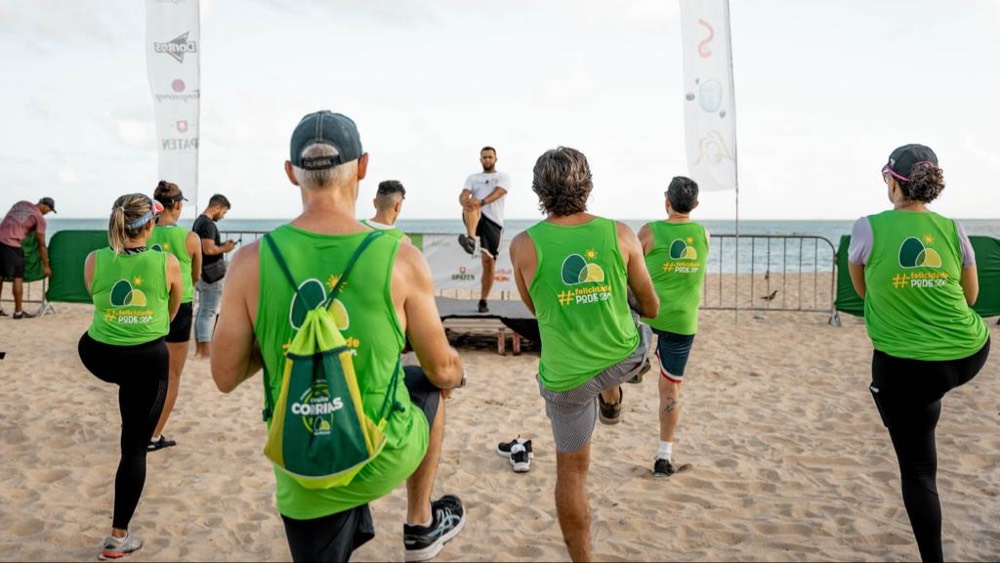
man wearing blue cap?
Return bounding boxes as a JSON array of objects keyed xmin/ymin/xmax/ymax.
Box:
[
  {"xmin": 0, "ymin": 197, "xmax": 55, "ymax": 319},
  {"xmin": 211, "ymin": 111, "xmax": 467, "ymax": 563}
]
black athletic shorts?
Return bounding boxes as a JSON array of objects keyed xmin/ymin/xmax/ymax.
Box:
[
  {"xmin": 0, "ymin": 243, "xmax": 25, "ymax": 279},
  {"xmin": 279, "ymin": 365, "xmax": 441, "ymax": 562},
  {"xmin": 165, "ymin": 302, "xmax": 193, "ymax": 343},
  {"xmin": 464, "ymin": 214, "xmax": 503, "ymax": 259}
]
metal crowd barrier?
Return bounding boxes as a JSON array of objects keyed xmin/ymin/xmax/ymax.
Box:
[{"xmin": 701, "ymin": 234, "xmax": 838, "ymax": 323}]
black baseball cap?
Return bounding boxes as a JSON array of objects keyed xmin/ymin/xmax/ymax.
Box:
[
  {"xmin": 883, "ymin": 144, "xmax": 938, "ymax": 183},
  {"xmin": 38, "ymin": 197, "xmax": 56, "ymax": 213},
  {"xmin": 289, "ymin": 111, "xmax": 363, "ymax": 170}
]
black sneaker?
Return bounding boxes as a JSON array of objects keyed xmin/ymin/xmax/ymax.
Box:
[
  {"xmin": 509, "ymin": 443, "xmax": 531, "ymax": 473},
  {"xmin": 598, "ymin": 386, "xmax": 623, "ymax": 425},
  {"xmin": 0, "ymin": 308, "xmax": 7, "ymax": 317},
  {"xmin": 403, "ymin": 494, "xmax": 466, "ymax": 562},
  {"xmin": 496, "ymin": 436, "xmax": 534, "ymax": 459},
  {"xmin": 148, "ymin": 436, "xmax": 177, "ymax": 451},
  {"xmin": 652, "ymin": 457, "xmax": 676, "ymax": 477},
  {"xmin": 12, "ymin": 310, "xmax": 35, "ymax": 319},
  {"xmin": 477, "ymin": 299, "xmax": 489, "ymax": 313},
  {"xmin": 457, "ymin": 235, "xmax": 476, "ymax": 255}
]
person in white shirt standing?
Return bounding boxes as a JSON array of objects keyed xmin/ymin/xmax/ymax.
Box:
[{"xmin": 458, "ymin": 146, "xmax": 510, "ymax": 313}]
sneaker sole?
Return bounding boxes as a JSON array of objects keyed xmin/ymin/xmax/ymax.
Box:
[
  {"xmin": 511, "ymin": 461, "xmax": 530, "ymax": 473},
  {"xmin": 598, "ymin": 414, "xmax": 622, "ymax": 425},
  {"xmin": 404, "ymin": 512, "xmax": 467, "ymax": 562}
]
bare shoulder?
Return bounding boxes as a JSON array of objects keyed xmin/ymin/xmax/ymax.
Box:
[
  {"xmin": 614, "ymin": 220, "xmax": 638, "ymax": 237},
  {"xmin": 229, "ymin": 240, "xmax": 260, "ymax": 272},
  {"xmin": 509, "ymin": 231, "xmax": 534, "ymax": 259}
]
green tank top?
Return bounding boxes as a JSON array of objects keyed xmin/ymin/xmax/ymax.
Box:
[
  {"xmin": 149, "ymin": 224, "xmax": 194, "ymax": 302},
  {"xmin": 254, "ymin": 224, "xmax": 426, "ymax": 519},
  {"xmin": 87, "ymin": 248, "xmax": 170, "ymax": 345},
  {"xmin": 643, "ymin": 221, "xmax": 708, "ymax": 335},
  {"xmin": 527, "ymin": 218, "xmax": 639, "ymax": 392},
  {"xmin": 360, "ymin": 219, "xmax": 405, "ymax": 240},
  {"xmin": 864, "ymin": 210, "xmax": 988, "ymax": 360}
]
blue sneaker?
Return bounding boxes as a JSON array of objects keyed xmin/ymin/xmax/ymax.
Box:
[{"xmin": 403, "ymin": 494, "xmax": 466, "ymax": 562}]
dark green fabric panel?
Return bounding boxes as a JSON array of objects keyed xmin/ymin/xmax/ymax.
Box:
[
  {"xmin": 46, "ymin": 230, "xmax": 110, "ymax": 304},
  {"xmin": 969, "ymin": 236, "xmax": 1000, "ymax": 317},
  {"xmin": 835, "ymin": 234, "xmax": 1000, "ymax": 318},
  {"xmin": 2, "ymin": 232, "xmax": 45, "ymax": 282},
  {"xmin": 834, "ymin": 235, "xmax": 864, "ymax": 317}
]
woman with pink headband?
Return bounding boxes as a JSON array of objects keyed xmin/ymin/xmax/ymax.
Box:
[{"xmin": 847, "ymin": 144, "xmax": 989, "ymax": 562}]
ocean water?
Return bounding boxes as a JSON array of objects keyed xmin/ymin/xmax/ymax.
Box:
[
  {"xmin": 44, "ymin": 217, "xmax": 1000, "ymax": 274},
  {"xmin": 46, "ymin": 217, "xmax": 1000, "ymax": 239}
]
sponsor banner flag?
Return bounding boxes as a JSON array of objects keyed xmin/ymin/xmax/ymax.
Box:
[
  {"xmin": 422, "ymin": 235, "xmax": 518, "ymax": 293},
  {"xmin": 679, "ymin": 0, "xmax": 737, "ymax": 191},
  {"xmin": 146, "ymin": 0, "xmax": 200, "ymax": 207}
]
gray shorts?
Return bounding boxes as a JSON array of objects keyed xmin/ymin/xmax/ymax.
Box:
[{"xmin": 537, "ymin": 318, "xmax": 652, "ymax": 453}]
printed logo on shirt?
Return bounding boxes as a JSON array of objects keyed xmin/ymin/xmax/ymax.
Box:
[
  {"xmin": 104, "ymin": 277, "xmax": 154, "ymax": 324},
  {"xmin": 287, "ymin": 276, "xmax": 358, "ymax": 351},
  {"xmin": 891, "ymin": 234, "xmax": 950, "ymax": 290},
  {"xmin": 556, "ymin": 250, "xmax": 611, "ymax": 306},
  {"xmin": 662, "ymin": 237, "xmax": 702, "ymax": 274}
]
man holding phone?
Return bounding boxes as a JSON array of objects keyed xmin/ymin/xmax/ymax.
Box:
[{"xmin": 193, "ymin": 194, "xmax": 236, "ymax": 359}]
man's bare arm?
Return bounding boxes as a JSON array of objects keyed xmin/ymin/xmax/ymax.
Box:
[
  {"xmin": 509, "ymin": 232, "xmax": 536, "ymax": 316},
  {"xmin": 34, "ymin": 231, "xmax": 51, "ymax": 276},
  {"xmin": 480, "ymin": 187, "xmax": 508, "ymax": 206},
  {"xmin": 202, "ymin": 238, "xmax": 236, "ymax": 257},
  {"xmin": 186, "ymin": 231, "xmax": 202, "ymax": 287},
  {"xmin": 617, "ymin": 221, "xmax": 658, "ymax": 318},
  {"xmin": 211, "ymin": 242, "xmax": 263, "ymax": 393},
  {"xmin": 636, "ymin": 223, "xmax": 654, "ymax": 255},
  {"xmin": 396, "ymin": 244, "xmax": 463, "ymax": 389}
]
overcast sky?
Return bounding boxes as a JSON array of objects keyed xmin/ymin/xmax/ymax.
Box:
[{"xmin": 2, "ymin": 0, "xmax": 998, "ymax": 221}]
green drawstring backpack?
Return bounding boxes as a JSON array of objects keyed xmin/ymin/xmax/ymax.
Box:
[{"xmin": 261, "ymin": 231, "xmax": 402, "ymax": 489}]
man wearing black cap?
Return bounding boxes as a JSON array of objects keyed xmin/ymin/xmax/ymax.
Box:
[
  {"xmin": 0, "ymin": 197, "xmax": 55, "ymax": 319},
  {"xmin": 211, "ymin": 111, "xmax": 467, "ymax": 562}
]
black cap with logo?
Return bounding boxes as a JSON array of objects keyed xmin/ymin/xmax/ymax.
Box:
[
  {"xmin": 38, "ymin": 197, "xmax": 56, "ymax": 213},
  {"xmin": 289, "ymin": 111, "xmax": 363, "ymax": 170}
]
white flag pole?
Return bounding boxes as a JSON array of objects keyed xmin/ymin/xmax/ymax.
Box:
[
  {"xmin": 679, "ymin": 0, "xmax": 739, "ymax": 323},
  {"xmin": 725, "ymin": 0, "xmax": 740, "ymax": 325}
]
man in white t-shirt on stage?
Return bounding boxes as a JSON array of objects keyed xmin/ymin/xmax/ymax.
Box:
[{"xmin": 458, "ymin": 146, "xmax": 510, "ymax": 313}]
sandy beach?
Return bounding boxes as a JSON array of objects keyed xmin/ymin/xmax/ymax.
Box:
[{"xmin": 1, "ymin": 282, "xmax": 998, "ymax": 562}]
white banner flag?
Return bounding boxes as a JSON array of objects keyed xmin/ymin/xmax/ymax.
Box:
[
  {"xmin": 422, "ymin": 235, "xmax": 518, "ymax": 293},
  {"xmin": 146, "ymin": 0, "xmax": 200, "ymax": 207},
  {"xmin": 680, "ymin": 0, "xmax": 737, "ymax": 191}
]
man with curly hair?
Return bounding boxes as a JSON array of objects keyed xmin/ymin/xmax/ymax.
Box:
[{"xmin": 509, "ymin": 146, "xmax": 659, "ymax": 562}]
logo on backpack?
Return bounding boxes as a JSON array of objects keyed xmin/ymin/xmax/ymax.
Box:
[{"xmin": 291, "ymin": 382, "xmax": 345, "ymax": 436}]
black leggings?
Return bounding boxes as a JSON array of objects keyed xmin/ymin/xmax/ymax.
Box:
[
  {"xmin": 869, "ymin": 337, "xmax": 990, "ymax": 563},
  {"xmin": 79, "ymin": 333, "xmax": 169, "ymax": 530}
]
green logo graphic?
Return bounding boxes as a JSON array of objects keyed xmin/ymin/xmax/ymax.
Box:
[
  {"xmin": 289, "ymin": 278, "xmax": 349, "ymax": 330},
  {"xmin": 898, "ymin": 236, "xmax": 942, "ymax": 269},
  {"xmin": 560, "ymin": 251, "xmax": 605, "ymax": 285},
  {"xmin": 669, "ymin": 238, "xmax": 698, "ymax": 260},
  {"xmin": 109, "ymin": 279, "xmax": 148, "ymax": 307}
]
